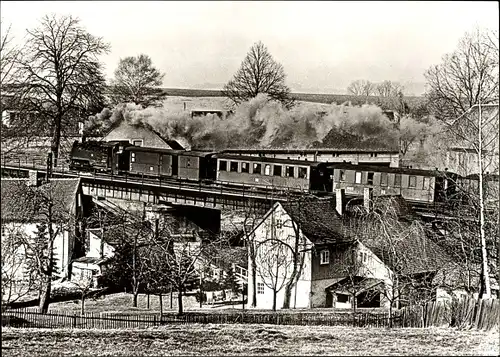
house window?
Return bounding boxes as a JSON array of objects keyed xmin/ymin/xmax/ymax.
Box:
[
  {"xmin": 358, "ymin": 251, "xmax": 367, "ymax": 263},
  {"xmin": 337, "ymin": 294, "xmax": 349, "ymax": 303},
  {"xmin": 298, "ymin": 167, "xmax": 308, "ymax": 179},
  {"xmin": 132, "ymin": 140, "xmax": 143, "ymax": 147},
  {"xmin": 230, "ymin": 161, "xmax": 239, "ymax": 172},
  {"xmin": 394, "ymin": 174, "xmax": 402, "ymax": 187},
  {"xmin": 286, "ymin": 166, "xmax": 295, "ymax": 177},
  {"xmin": 409, "ymin": 175, "xmax": 417, "ymax": 188},
  {"xmin": 355, "ymin": 172, "xmax": 362, "ymax": 184},
  {"xmin": 273, "ymin": 165, "xmax": 282, "ymax": 176},
  {"xmin": 241, "ymin": 162, "xmax": 249, "ymax": 173},
  {"xmin": 340, "ymin": 170, "xmax": 346, "ymax": 182},
  {"xmin": 367, "ymin": 172, "xmax": 374, "ymax": 185},
  {"xmin": 149, "ymin": 166, "xmax": 154, "ymax": 171},
  {"xmin": 380, "ymin": 173, "xmax": 388, "ymax": 186},
  {"xmin": 131, "ymin": 153, "xmax": 136, "ymax": 163},
  {"xmin": 264, "ymin": 164, "xmax": 271, "ymax": 176},
  {"xmin": 320, "ymin": 250, "xmax": 330, "ymax": 265},
  {"xmin": 219, "ymin": 160, "xmax": 227, "ymax": 171},
  {"xmin": 257, "ymin": 282, "xmax": 265, "ymax": 294},
  {"xmin": 253, "ymin": 163, "xmax": 262, "ymax": 174},
  {"xmin": 275, "ymin": 218, "xmax": 283, "ymax": 229}
]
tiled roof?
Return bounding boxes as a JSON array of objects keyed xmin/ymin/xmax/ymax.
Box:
[
  {"xmin": 1, "ymin": 178, "xmax": 80, "ymax": 222},
  {"xmin": 281, "ymin": 197, "xmax": 352, "ymax": 245},
  {"xmin": 317, "ymin": 129, "xmax": 399, "ymax": 151}
]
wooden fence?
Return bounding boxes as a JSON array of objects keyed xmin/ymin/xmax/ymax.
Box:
[
  {"xmin": 400, "ymin": 297, "xmax": 499, "ymax": 330},
  {"xmin": 2, "ymin": 298, "xmax": 498, "ymax": 330}
]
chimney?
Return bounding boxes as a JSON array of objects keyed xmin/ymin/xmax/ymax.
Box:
[
  {"xmin": 28, "ymin": 170, "xmax": 41, "ymax": 187},
  {"xmin": 335, "ymin": 188, "xmax": 345, "ymax": 216},
  {"xmin": 363, "ymin": 187, "xmax": 373, "ymax": 212}
]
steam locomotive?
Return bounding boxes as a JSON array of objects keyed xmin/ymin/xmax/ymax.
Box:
[{"xmin": 69, "ymin": 140, "xmax": 460, "ymax": 205}]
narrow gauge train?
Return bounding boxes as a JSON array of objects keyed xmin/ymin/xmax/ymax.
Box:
[
  {"xmin": 314, "ymin": 162, "xmax": 459, "ymax": 204},
  {"xmin": 69, "ymin": 141, "xmax": 458, "ymax": 204}
]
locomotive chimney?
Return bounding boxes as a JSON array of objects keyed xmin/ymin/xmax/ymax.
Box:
[
  {"xmin": 363, "ymin": 187, "xmax": 373, "ymax": 212},
  {"xmin": 335, "ymin": 188, "xmax": 345, "ymax": 216}
]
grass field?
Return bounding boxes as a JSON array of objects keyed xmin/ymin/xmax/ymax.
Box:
[{"xmin": 2, "ymin": 324, "xmax": 498, "ymax": 356}]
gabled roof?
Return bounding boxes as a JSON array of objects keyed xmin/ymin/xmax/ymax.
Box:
[
  {"xmin": 1, "ymin": 178, "xmax": 81, "ymax": 222},
  {"xmin": 253, "ymin": 197, "xmax": 352, "ymax": 246},
  {"xmin": 102, "ymin": 118, "xmax": 180, "ymax": 150}
]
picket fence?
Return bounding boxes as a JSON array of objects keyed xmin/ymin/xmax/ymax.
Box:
[{"xmin": 2, "ymin": 298, "xmax": 498, "ymax": 330}]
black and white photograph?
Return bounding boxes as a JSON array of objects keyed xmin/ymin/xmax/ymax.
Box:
[{"xmin": 1, "ymin": 1, "xmax": 498, "ymax": 355}]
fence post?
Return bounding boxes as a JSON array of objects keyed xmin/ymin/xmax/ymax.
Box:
[{"xmin": 72, "ymin": 314, "xmax": 77, "ymax": 329}]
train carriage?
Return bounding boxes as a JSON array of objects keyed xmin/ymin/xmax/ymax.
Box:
[
  {"xmin": 318, "ymin": 162, "xmax": 459, "ymax": 204},
  {"xmin": 213, "ymin": 153, "xmax": 317, "ymax": 192}
]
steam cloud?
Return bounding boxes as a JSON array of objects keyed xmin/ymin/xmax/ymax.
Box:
[{"xmin": 86, "ymin": 94, "xmax": 400, "ymax": 150}]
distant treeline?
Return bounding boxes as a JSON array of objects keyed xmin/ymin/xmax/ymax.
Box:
[{"xmin": 159, "ymin": 88, "xmax": 425, "ymax": 111}]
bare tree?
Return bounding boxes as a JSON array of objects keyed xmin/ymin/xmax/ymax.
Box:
[
  {"xmin": 223, "ymin": 41, "xmax": 294, "ymax": 108},
  {"xmin": 349, "ymin": 197, "xmax": 443, "ymax": 326},
  {"xmin": 424, "ymin": 28, "xmax": 499, "ymax": 122},
  {"xmin": 16, "ymin": 14, "xmax": 110, "ymax": 167},
  {"xmin": 347, "ymin": 80, "xmax": 375, "ymax": 96},
  {"xmin": 376, "ymin": 81, "xmax": 404, "ymax": 97},
  {"xmin": 1, "ymin": 223, "xmax": 38, "ymax": 306},
  {"xmin": 0, "ymin": 21, "xmax": 20, "ymax": 87},
  {"xmin": 110, "ymin": 54, "xmax": 166, "ymax": 108}
]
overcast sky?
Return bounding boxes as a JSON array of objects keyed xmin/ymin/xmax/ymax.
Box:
[{"xmin": 1, "ymin": 1, "xmax": 498, "ymax": 94}]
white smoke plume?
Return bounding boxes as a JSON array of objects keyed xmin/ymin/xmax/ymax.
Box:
[{"xmin": 87, "ymin": 95, "xmax": 400, "ymax": 150}]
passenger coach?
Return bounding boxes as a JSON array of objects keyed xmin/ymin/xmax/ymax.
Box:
[
  {"xmin": 317, "ymin": 163, "xmax": 459, "ymax": 204},
  {"xmin": 213, "ymin": 154, "xmax": 319, "ymax": 192}
]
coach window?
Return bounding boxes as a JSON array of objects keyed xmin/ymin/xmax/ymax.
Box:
[
  {"xmin": 394, "ymin": 174, "xmax": 402, "ymax": 187},
  {"xmin": 340, "ymin": 170, "xmax": 346, "ymax": 181},
  {"xmin": 380, "ymin": 172, "xmax": 388, "ymax": 186},
  {"xmin": 367, "ymin": 172, "xmax": 374, "ymax": 185},
  {"xmin": 298, "ymin": 167, "xmax": 308, "ymax": 179},
  {"xmin": 230, "ymin": 161, "xmax": 239, "ymax": 172},
  {"xmin": 423, "ymin": 177, "xmax": 431, "ymax": 190},
  {"xmin": 286, "ymin": 166, "xmax": 295, "ymax": 177},
  {"xmin": 253, "ymin": 163, "xmax": 262, "ymax": 174},
  {"xmin": 409, "ymin": 175, "xmax": 417, "ymax": 188},
  {"xmin": 265, "ymin": 164, "xmax": 271, "ymax": 176},
  {"xmin": 219, "ymin": 160, "xmax": 227, "ymax": 171},
  {"xmin": 273, "ymin": 165, "xmax": 282, "ymax": 177},
  {"xmin": 241, "ymin": 162, "xmax": 249, "ymax": 173},
  {"xmin": 355, "ymin": 172, "xmax": 362, "ymax": 184},
  {"xmin": 131, "ymin": 152, "xmax": 136, "ymax": 163}
]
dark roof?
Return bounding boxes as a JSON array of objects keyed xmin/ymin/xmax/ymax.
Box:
[
  {"xmin": 124, "ymin": 146, "xmax": 185, "ymax": 154},
  {"xmin": 326, "ymin": 276, "xmax": 384, "ymax": 294},
  {"xmin": 165, "ymin": 140, "xmax": 185, "ymax": 150},
  {"xmin": 214, "ymin": 153, "xmax": 319, "ymax": 167},
  {"xmin": 280, "ymin": 197, "xmax": 352, "ymax": 245},
  {"xmin": 72, "ymin": 256, "xmax": 111, "ymax": 265},
  {"xmin": 1, "ymin": 178, "xmax": 80, "ymax": 222},
  {"xmin": 317, "ymin": 129, "xmax": 399, "ymax": 151},
  {"xmin": 346, "ymin": 195, "xmax": 416, "ymax": 219}
]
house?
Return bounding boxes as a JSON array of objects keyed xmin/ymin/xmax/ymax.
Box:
[
  {"xmin": 191, "ymin": 109, "xmax": 232, "ymax": 119},
  {"xmin": 247, "ymin": 192, "xmax": 457, "ymax": 310},
  {"xmin": 103, "ymin": 119, "xmax": 184, "ymax": 150},
  {"xmin": 1, "ymin": 175, "xmax": 85, "ymax": 301}
]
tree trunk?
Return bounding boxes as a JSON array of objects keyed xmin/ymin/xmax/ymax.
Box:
[
  {"xmin": 38, "ymin": 275, "xmax": 51, "ymax": 314},
  {"xmin": 177, "ymin": 290, "xmax": 183, "ymax": 316},
  {"xmin": 159, "ymin": 293, "xmax": 163, "ymax": 321},
  {"xmin": 147, "ymin": 293, "xmax": 150, "ymax": 309},
  {"xmin": 250, "ymin": 245, "xmax": 257, "ymax": 308},
  {"xmin": 272, "ymin": 290, "xmax": 277, "ymax": 311},
  {"xmin": 51, "ymin": 115, "xmax": 62, "ymax": 168},
  {"xmin": 170, "ymin": 289, "xmax": 173, "ymax": 309},
  {"xmin": 133, "ymin": 290, "xmax": 139, "ymax": 308},
  {"xmin": 81, "ymin": 294, "xmax": 85, "ymax": 315}
]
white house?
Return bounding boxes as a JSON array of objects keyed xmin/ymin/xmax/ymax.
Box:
[{"xmin": 1, "ymin": 176, "xmax": 84, "ymax": 302}]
